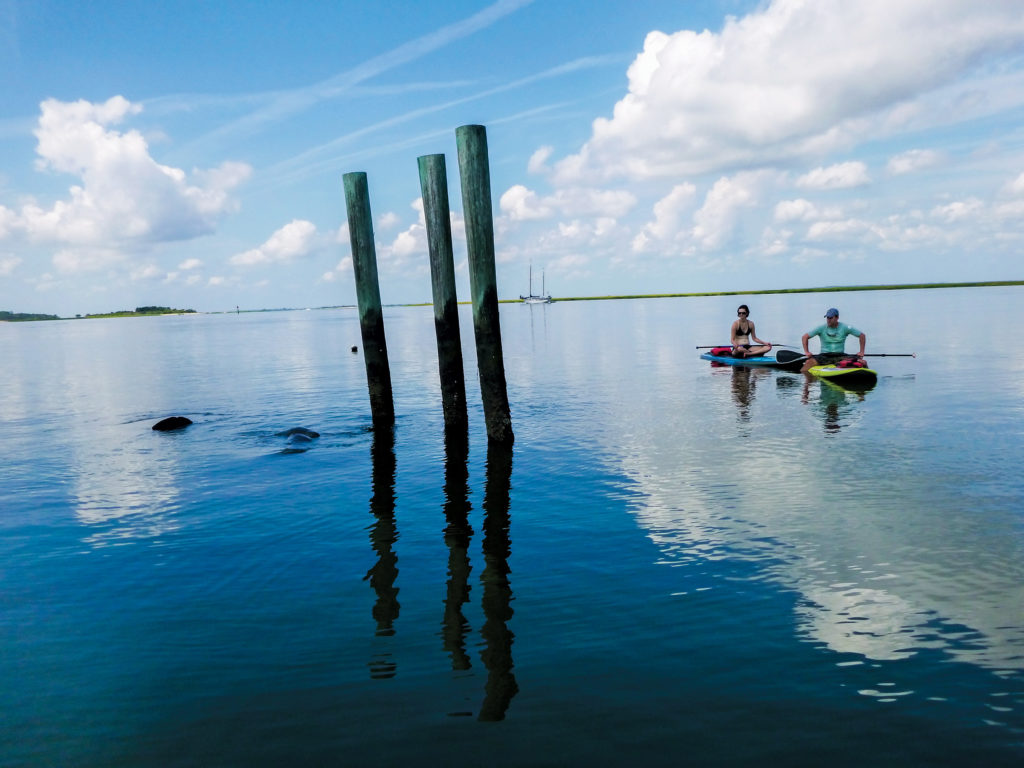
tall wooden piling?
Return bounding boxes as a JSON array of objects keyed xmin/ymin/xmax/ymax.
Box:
[
  {"xmin": 418, "ymin": 154, "xmax": 468, "ymax": 431},
  {"xmin": 343, "ymin": 172, "xmax": 395, "ymax": 427},
  {"xmin": 455, "ymin": 125, "xmax": 514, "ymax": 444}
]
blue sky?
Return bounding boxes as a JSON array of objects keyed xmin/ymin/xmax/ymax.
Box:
[{"xmin": 2, "ymin": 0, "xmax": 1024, "ymax": 315}]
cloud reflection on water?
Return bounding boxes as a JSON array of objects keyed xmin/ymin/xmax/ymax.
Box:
[
  {"xmin": 531, "ymin": 297, "xmax": 1024, "ymax": 678},
  {"xmin": 616, "ymin": 386, "xmax": 1024, "ymax": 674},
  {"xmin": 63, "ymin": 403, "xmax": 185, "ymax": 547}
]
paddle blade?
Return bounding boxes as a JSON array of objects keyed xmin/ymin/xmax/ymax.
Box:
[{"xmin": 775, "ymin": 349, "xmax": 807, "ymax": 364}]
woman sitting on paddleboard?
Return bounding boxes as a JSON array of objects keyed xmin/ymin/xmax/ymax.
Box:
[{"xmin": 730, "ymin": 304, "xmax": 772, "ymax": 358}]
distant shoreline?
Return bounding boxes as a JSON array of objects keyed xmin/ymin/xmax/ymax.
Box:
[
  {"xmin": 404, "ymin": 280, "xmax": 1023, "ymax": 307},
  {"xmin": 3, "ymin": 280, "xmax": 1020, "ymax": 320},
  {"xmin": 526, "ymin": 279, "xmax": 1024, "ymax": 304}
]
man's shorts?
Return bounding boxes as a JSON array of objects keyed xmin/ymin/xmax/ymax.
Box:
[{"xmin": 815, "ymin": 352, "xmax": 852, "ymax": 365}]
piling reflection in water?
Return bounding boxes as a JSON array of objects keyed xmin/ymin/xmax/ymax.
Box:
[
  {"xmin": 365, "ymin": 426, "xmax": 399, "ymax": 679},
  {"xmin": 441, "ymin": 428, "xmax": 473, "ymax": 671},
  {"xmin": 478, "ymin": 442, "xmax": 518, "ymax": 721},
  {"xmin": 361, "ymin": 428, "xmax": 517, "ymax": 717}
]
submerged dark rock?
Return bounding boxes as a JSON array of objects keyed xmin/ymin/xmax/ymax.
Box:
[
  {"xmin": 276, "ymin": 427, "xmax": 320, "ymax": 446},
  {"xmin": 274, "ymin": 426, "xmax": 320, "ymax": 454},
  {"xmin": 152, "ymin": 416, "xmax": 193, "ymax": 431}
]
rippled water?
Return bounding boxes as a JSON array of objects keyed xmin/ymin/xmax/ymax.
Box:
[{"xmin": 2, "ymin": 287, "xmax": 1023, "ymax": 766}]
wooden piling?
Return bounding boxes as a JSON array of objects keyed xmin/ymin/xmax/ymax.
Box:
[
  {"xmin": 455, "ymin": 125, "xmax": 514, "ymax": 444},
  {"xmin": 343, "ymin": 171, "xmax": 394, "ymax": 427},
  {"xmin": 418, "ymin": 154, "xmax": 468, "ymax": 431}
]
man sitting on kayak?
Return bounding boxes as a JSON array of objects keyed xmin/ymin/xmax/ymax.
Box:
[
  {"xmin": 730, "ymin": 304, "xmax": 772, "ymax": 358},
  {"xmin": 801, "ymin": 307, "xmax": 866, "ymax": 373}
]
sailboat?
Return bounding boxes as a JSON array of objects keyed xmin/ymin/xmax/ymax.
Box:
[{"xmin": 519, "ymin": 263, "xmax": 552, "ymax": 304}]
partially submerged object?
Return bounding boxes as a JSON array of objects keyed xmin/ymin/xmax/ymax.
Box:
[
  {"xmin": 152, "ymin": 416, "xmax": 193, "ymax": 431},
  {"xmin": 276, "ymin": 426, "xmax": 320, "ymax": 454},
  {"xmin": 276, "ymin": 427, "xmax": 320, "ymax": 442}
]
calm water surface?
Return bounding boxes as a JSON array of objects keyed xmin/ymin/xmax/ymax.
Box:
[{"xmin": 2, "ymin": 287, "xmax": 1023, "ymax": 766}]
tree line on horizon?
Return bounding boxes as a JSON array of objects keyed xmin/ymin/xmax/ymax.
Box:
[
  {"xmin": 1, "ymin": 306, "xmax": 196, "ymax": 321},
  {"xmin": 0, "ymin": 310, "xmax": 61, "ymax": 321},
  {"xmin": 83, "ymin": 306, "xmax": 197, "ymax": 318}
]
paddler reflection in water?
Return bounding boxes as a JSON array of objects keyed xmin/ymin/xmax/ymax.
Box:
[
  {"xmin": 802, "ymin": 377, "xmax": 868, "ymax": 433},
  {"xmin": 730, "ymin": 304, "xmax": 772, "ymax": 358},
  {"xmin": 731, "ymin": 365, "xmax": 770, "ymax": 423},
  {"xmin": 800, "ymin": 307, "xmax": 865, "ymax": 373}
]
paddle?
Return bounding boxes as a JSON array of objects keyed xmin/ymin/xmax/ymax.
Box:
[
  {"xmin": 775, "ymin": 350, "xmax": 916, "ymax": 362},
  {"xmin": 803, "ymin": 353, "xmax": 916, "ymax": 358},
  {"xmin": 775, "ymin": 349, "xmax": 808, "ymax": 364}
]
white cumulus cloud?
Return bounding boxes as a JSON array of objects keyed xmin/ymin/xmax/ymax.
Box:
[
  {"xmin": 0, "ymin": 206, "xmax": 15, "ymax": 238},
  {"xmin": 500, "ymin": 185, "xmax": 552, "ymax": 221},
  {"xmin": 931, "ymin": 198, "xmax": 984, "ymax": 222},
  {"xmin": 550, "ymin": 187, "xmax": 636, "ymax": 218},
  {"xmin": 692, "ymin": 172, "xmax": 770, "ymax": 250},
  {"xmin": 551, "ymin": 0, "xmax": 1024, "ymax": 183},
  {"xmin": 374, "ymin": 198, "xmax": 434, "ymax": 274},
  {"xmin": 796, "ymin": 162, "xmax": 870, "ymax": 190},
  {"xmin": 887, "ymin": 149, "xmax": 942, "ymax": 175},
  {"xmin": 807, "ymin": 218, "xmax": 872, "ymax": 241},
  {"xmin": 130, "ymin": 264, "xmax": 162, "ymax": 281},
  {"xmin": 230, "ymin": 219, "xmax": 318, "ymax": 267},
  {"xmin": 774, "ymin": 199, "xmax": 819, "ymax": 223},
  {"xmin": 1005, "ymin": 172, "xmax": 1024, "ymax": 195},
  {"xmin": 499, "ymin": 184, "xmax": 635, "ymax": 222},
  {"xmin": 377, "ymin": 211, "xmax": 400, "ymax": 230},
  {"xmin": 633, "ymin": 183, "xmax": 697, "ymax": 251},
  {"xmin": 528, "ymin": 145, "xmax": 554, "ymax": 174},
  {"xmin": 20, "ymin": 97, "xmax": 250, "ymax": 253},
  {"xmin": 391, "ymin": 228, "xmax": 423, "ymax": 258}
]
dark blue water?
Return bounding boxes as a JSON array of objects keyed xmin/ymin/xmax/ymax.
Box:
[{"xmin": 3, "ymin": 288, "xmax": 1023, "ymax": 766}]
